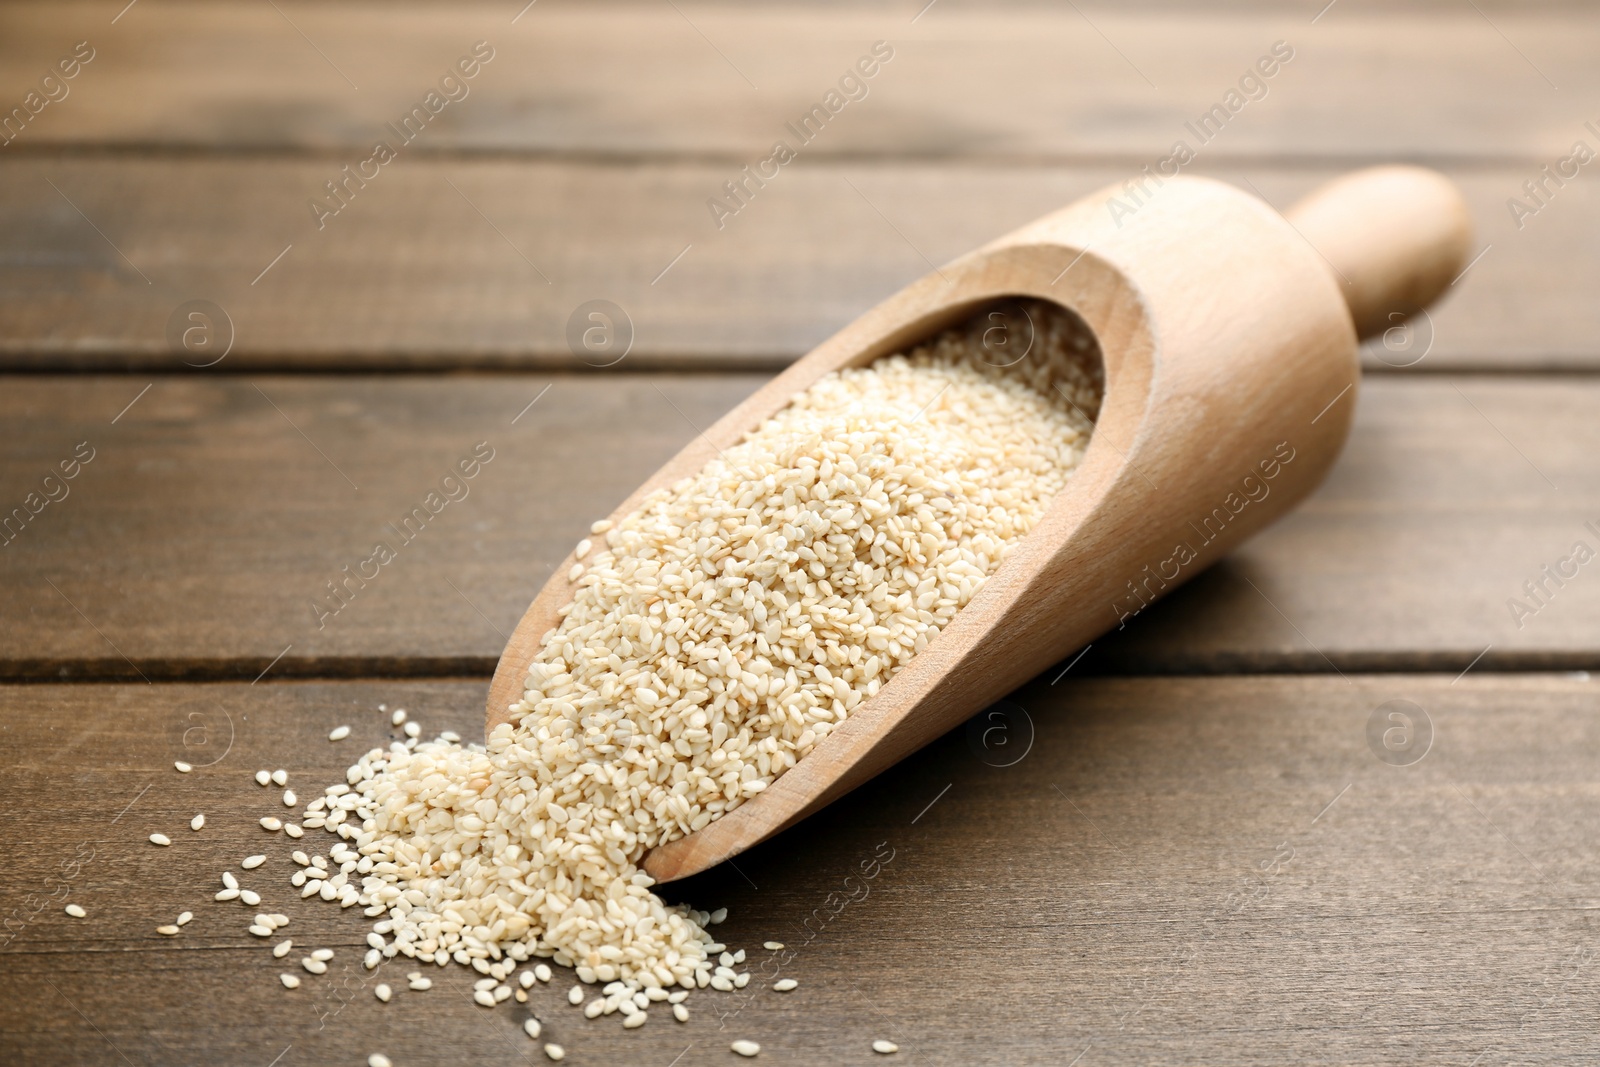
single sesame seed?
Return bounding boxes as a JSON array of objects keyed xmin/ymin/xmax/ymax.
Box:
[
  {"xmin": 329, "ymin": 726, "xmax": 351, "ymax": 741},
  {"xmin": 274, "ymin": 940, "xmax": 293, "ymax": 958},
  {"xmin": 222, "ymin": 871, "xmax": 238, "ymax": 889},
  {"xmin": 575, "ymin": 538, "xmax": 592, "ymax": 558},
  {"xmin": 872, "ymin": 1040, "xmax": 899, "ymax": 1054},
  {"xmin": 284, "ymin": 823, "xmax": 303, "ymax": 838},
  {"xmin": 375, "ymin": 984, "xmax": 392, "ymax": 1003},
  {"xmin": 242, "ymin": 855, "xmax": 266, "ymax": 869},
  {"xmin": 280, "ymin": 973, "xmax": 300, "ymax": 989},
  {"xmin": 763, "ymin": 941, "xmax": 785, "ymax": 951},
  {"xmin": 523, "ymin": 1018, "xmax": 541, "ymax": 1038},
  {"xmin": 149, "ymin": 833, "xmax": 171, "ymax": 847},
  {"xmin": 710, "ymin": 908, "xmax": 728, "ymax": 925},
  {"xmin": 473, "ymin": 989, "xmax": 496, "ymax": 1008},
  {"xmin": 249, "ymin": 925, "xmax": 273, "ymax": 938},
  {"xmin": 567, "ymin": 985, "xmax": 584, "ymax": 1005},
  {"xmin": 732, "ymin": 1040, "xmax": 761, "ymax": 1057},
  {"xmin": 271, "ymin": 770, "xmax": 287, "ymax": 786},
  {"xmin": 368, "ymin": 1056, "xmax": 392, "ymax": 1067},
  {"xmin": 403, "ymin": 722, "xmax": 420, "ymax": 739},
  {"xmin": 156, "ymin": 925, "xmax": 180, "ymax": 936},
  {"xmin": 773, "ymin": 979, "xmax": 797, "ymax": 992},
  {"xmin": 391, "ymin": 709, "xmax": 407, "ymax": 725},
  {"xmin": 255, "ymin": 770, "xmax": 271, "ymax": 786},
  {"xmin": 214, "ymin": 889, "xmax": 239, "ymax": 902},
  {"xmin": 174, "ymin": 761, "xmax": 192, "ymax": 773},
  {"xmin": 260, "ymin": 817, "xmax": 282, "ymax": 831},
  {"xmin": 311, "ymin": 948, "xmax": 334, "ymax": 961},
  {"xmin": 65, "ymin": 904, "xmax": 86, "ymax": 918},
  {"xmin": 534, "ymin": 964, "xmax": 552, "ymax": 983},
  {"xmin": 673, "ymin": 1003, "xmax": 689, "ymax": 1023},
  {"xmin": 519, "ymin": 971, "xmax": 536, "ymax": 989},
  {"xmin": 302, "ymin": 958, "xmax": 326, "ymax": 975},
  {"xmin": 409, "ymin": 977, "xmax": 432, "ymax": 991},
  {"xmin": 282, "ymin": 789, "xmax": 297, "ymax": 807},
  {"xmin": 176, "ymin": 911, "xmax": 193, "ymax": 926},
  {"xmin": 543, "ymin": 1045, "xmax": 565, "ymax": 1062},
  {"xmin": 623, "ymin": 1012, "xmax": 646, "ymax": 1029},
  {"xmin": 190, "ymin": 814, "xmax": 205, "ymax": 831},
  {"xmin": 240, "ymin": 890, "xmax": 261, "ymax": 906}
]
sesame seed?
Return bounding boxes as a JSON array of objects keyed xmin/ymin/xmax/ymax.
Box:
[
  {"xmin": 174, "ymin": 761, "xmax": 192, "ymax": 773},
  {"xmin": 773, "ymin": 979, "xmax": 797, "ymax": 992},
  {"xmin": 222, "ymin": 871, "xmax": 239, "ymax": 889},
  {"xmin": 271, "ymin": 770, "xmax": 287, "ymax": 786},
  {"xmin": 673, "ymin": 1003, "xmax": 689, "ymax": 1023},
  {"xmin": 763, "ymin": 941, "xmax": 785, "ymax": 950},
  {"xmin": 284, "ymin": 823, "xmax": 303, "ymax": 838},
  {"xmin": 575, "ymin": 538, "xmax": 592, "ymax": 558},
  {"xmin": 64, "ymin": 904, "xmax": 86, "ymax": 918},
  {"xmin": 732, "ymin": 1040, "xmax": 761, "ymax": 1057},
  {"xmin": 534, "ymin": 964, "xmax": 552, "ymax": 983},
  {"xmin": 190, "ymin": 814, "xmax": 205, "ymax": 831},
  {"xmin": 872, "ymin": 1040, "xmax": 899, "ymax": 1054},
  {"xmin": 543, "ymin": 1045, "xmax": 565, "ymax": 1062},
  {"xmin": 271, "ymin": 302, "xmax": 1098, "ymax": 1027},
  {"xmin": 280, "ymin": 974, "xmax": 300, "ymax": 989},
  {"xmin": 368, "ymin": 1056, "xmax": 392, "ymax": 1067},
  {"xmin": 240, "ymin": 890, "xmax": 261, "ymax": 907},
  {"xmin": 409, "ymin": 977, "xmax": 432, "ymax": 991},
  {"xmin": 214, "ymin": 889, "xmax": 239, "ymax": 902},
  {"xmin": 473, "ymin": 989, "xmax": 495, "ymax": 1008},
  {"xmin": 523, "ymin": 1018, "xmax": 541, "ymax": 1038},
  {"xmin": 260, "ymin": 817, "xmax": 282, "ymax": 831},
  {"xmin": 282, "ymin": 790, "xmax": 297, "ymax": 807},
  {"xmin": 274, "ymin": 940, "xmax": 293, "ymax": 958},
  {"xmin": 391, "ymin": 709, "xmax": 407, "ymax": 725},
  {"xmin": 311, "ymin": 948, "xmax": 334, "ymax": 961},
  {"xmin": 519, "ymin": 971, "xmax": 535, "ymax": 989},
  {"xmin": 302, "ymin": 958, "xmax": 326, "ymax": 975},
  {"xmin": 176, "ymin": 911, "xmax": 193, "ymax": 926},
  {"xmin": 241, "ymin": 855, "xmax": 266, "ymax": 869},
  {"xmin": 623, "ymin": 1012, "xmax": 646, "ymax": 1028},
  {"xmin": 249, "ymin": 925, "xmax": 273, "ymax": 938},
  {"xmin": 156, "ymin": 925, "xmax": 180, "ymax": 936},
  {"xmin": 375, "ymin": 984, "xmax": 392, "ymax": 1003},
  {"xmin": 255, "ymin": 770, "xmax": 270, "ymax": 786},
  {"xmin": 149, "ymin": 833, "xmax": 171, "ymax": 847},
  {"xmin": 329, "ymin": 726, "xmax": 351, "ymax": 741}
]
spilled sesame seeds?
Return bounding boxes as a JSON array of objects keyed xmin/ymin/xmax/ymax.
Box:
[{"xmin": 64, "ymin": 903, "xmax": 86, "ymax": 918}]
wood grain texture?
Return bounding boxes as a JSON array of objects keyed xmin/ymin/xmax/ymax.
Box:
[
  {"xmin": 0, "ymin": 0, "xmax": 1595, "ymax": 161},
  {"xmin": 4, "ymin": 373, "xmax": 1600, "ymax": 680},
  {"xmin": 3, "ymin": 674, "xmax": 1597, "ymax": 1065},
  {"xmin": 0, "ymin": 158, "xmax": 1591, "ymax": 371}
]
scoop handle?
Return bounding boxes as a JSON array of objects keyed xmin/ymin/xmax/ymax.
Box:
[{"xmin": 1283, "ymin": 165, "xmax": 1473, "ymax": 341}]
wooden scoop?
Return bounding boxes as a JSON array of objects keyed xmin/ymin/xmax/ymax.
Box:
[{"xmin": 488, "ymin": 166, "xmax": 1472, "ymax": 883}]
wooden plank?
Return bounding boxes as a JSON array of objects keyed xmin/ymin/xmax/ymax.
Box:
[
  {"xmin": 0, "ymin": 1, "xmax": 1595, "ymax": 161},
  {"xmin": 3, "ymin": 373, "xmax": 1600, "ymax": 679},
  {"xmin": 2, "ymin": 673, "xmax": 1596, "ymax": 1064},
  {"xmin": 0, "ymin": 158, "xmax": 1593, "ymax": 371}
]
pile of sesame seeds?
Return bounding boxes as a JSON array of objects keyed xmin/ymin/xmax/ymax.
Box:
[{"xmin": 133, "ymin": 301, "xmax": 1099, "ymax": 1060}]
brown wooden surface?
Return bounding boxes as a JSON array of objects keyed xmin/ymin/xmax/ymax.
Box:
[
  {"xmin": 4, "ymin": 373, "xmax": 1599, "ymax": 680},
  {"xmin": 0, "ymin": 158, "xmax": 1595, "ymax": 371},
  {"xmin": 6, "ymin": 0, "xmax": 1600, "ymax": 1062},
  {"xmin": 0, "ymin": 0, "xmax": 1594, "ymax": 161},
  {"xmin": 4, "ymin": 674, "xmax": 1598, "ymax": 1066}
]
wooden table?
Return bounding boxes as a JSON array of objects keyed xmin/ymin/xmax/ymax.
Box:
[{"xmin": 4, "ymin": 2, "xmax": 1599, "ymax": 1064}]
